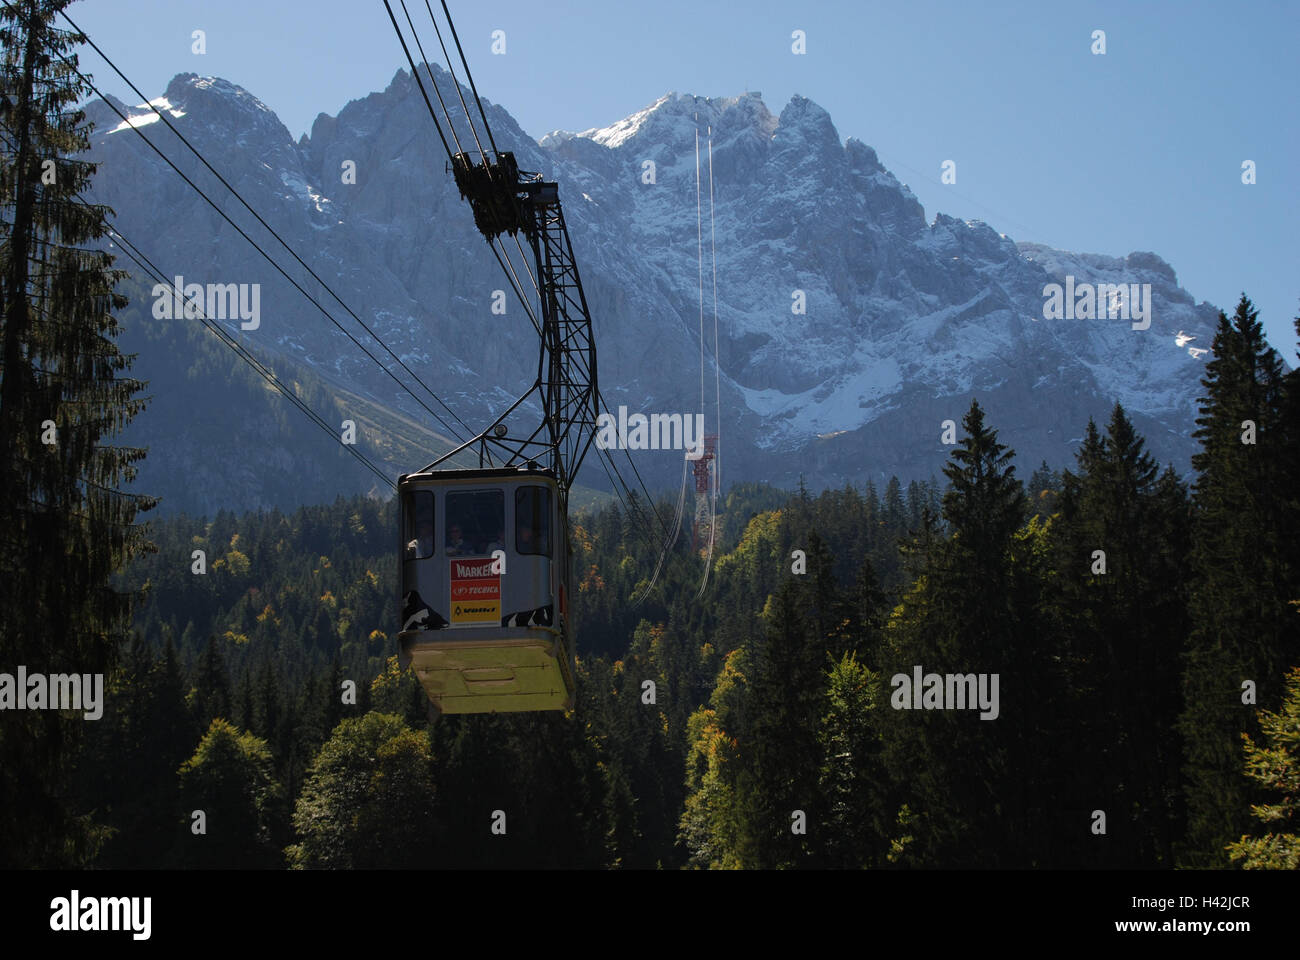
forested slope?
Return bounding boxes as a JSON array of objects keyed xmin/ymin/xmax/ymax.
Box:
[{"xmin": 74, "ymin": 298, "xmax": 1300, "ymax": 869}]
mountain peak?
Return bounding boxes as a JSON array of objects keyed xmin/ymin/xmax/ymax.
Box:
[
  {"xmin": 88, "ymin": 64, "xmax": 1221, "ymax": 512},
  {"xmin": 775, "ymin": 93, "xmax": 840, "ymax": 148},
  {"xmin": 164, "ymin": 74, "xmax": 269, "ymax": 112},
  {"xmin": 540, "ymin": 90, "xmax": 785, "ymax": 153},
  {"xmin": 575, "ymin": 92, "xmax": 677, "ymax": 148}
]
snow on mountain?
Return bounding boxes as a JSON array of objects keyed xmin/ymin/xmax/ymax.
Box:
[
  {"xmin": 84, "ymin": 66, "xmax": 1232, "ymax": 512},
  {"xmin": 106, "ymin": 96, "xmax": 186, "ymax": 133}
]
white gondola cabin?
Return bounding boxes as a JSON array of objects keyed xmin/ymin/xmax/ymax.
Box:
[{"xmin": 397, "ymin": 464, "xmax": 574, "ymax": 714}]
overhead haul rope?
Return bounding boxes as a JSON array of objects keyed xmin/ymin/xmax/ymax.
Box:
[
  {"xmin": 430, "ymin": 2, "xmax": 666, "ymax": 542},
  {"xmin": 631, "ymin": 455, "xmax": 689, "ymax": 606},
  {"xmin": 697, "ymin": 125, "xmax": 706, "ymax": 419},
  {"xmin": 432, "ymin": 0, "xmax": 668, "ymax": 539},
  {"xmin": 424, "ymin": 0, "xmax": 548, "ymax": 329},
  {"xmin": 628, "ymin": 122, "xmax": 705, "ymax": 603},
  {"xmin": 385, "ymin": 0, "xmax": 546, "ymax": 471},
  {"xmin": 56, "ymin": 5, "xmax": 475, "ymax": 446},
  {"xmin": 103, "ymin": 222, "xmax": 398, "ymax": 489},
  {"xmin": 633, "ymin": 121, "xmax": 714, "ymax": 605},
  {"xmin": 710, "ymin": 126, "xmax": 721, "ymax": 504},
  {"xmin": 424, "ymin": 1, "xmax": 548, "ymax": 342},
  {"xmin": 387, "ymin": 0, "xmax": 672, "ymax": 557},
  {"xmin": 423, "ymin": 0, "xmax": 487, "ymax": 166},
  {"xmin": 0, "ymin": 135, "xmax": 400, "ymax": 490},
  {"xmin": 388, "ymin": 0, "xmax": 552, "ymax": 431},
  {"xmin": 439, "ymin": 0, "xmax": 499, "ymax": 159},
  {"xmin": 695, "ymin": 125, "xmax": 721, "ymax": 600},
  {"xmin": 401, "ymin": 0, "xmax": 548, "ymax": 353}
]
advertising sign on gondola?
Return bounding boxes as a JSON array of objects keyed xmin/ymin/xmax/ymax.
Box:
[{"xmin": 449, "ymin": 557, "xmax": 501, "ymax": 626}]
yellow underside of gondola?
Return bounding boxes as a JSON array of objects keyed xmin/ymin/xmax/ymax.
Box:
[{"xmin": 399, "ymin": 630, "xmax": 574, "ymax": 714}]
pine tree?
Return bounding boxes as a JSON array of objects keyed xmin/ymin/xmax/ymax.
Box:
[
  {"xmin": 151, "ymin": 636, "xmax": 196, "ymax": 777},
  {"xmin": 325, "ymin": 654, "xmax": 345, "ymax": 734},
  {"xmin": 1284, "ymin": 313, "xmax": 1300, "ymax": 610},
  {"xmin": 1027, "ymin": 459, "xmax": 1062, "ymax": 521},
  {"xmin": 0, "ymin": 0, "xmax": 155, "ymax": 865},
  {"xmin": 851, "ymin": 556, "xmax": 888, "ymax": 655},
  {"xmin": 804, "ymin": 531, "xmax": 850, "ymax": 661}
]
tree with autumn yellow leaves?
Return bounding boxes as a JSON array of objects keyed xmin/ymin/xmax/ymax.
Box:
[
  {"xmin": 178, "ymin": 718, "xmax": 284, "ymax": 868},
  {"xmin": 1226, "ymin": 666, "xmax": 1300, "ymax": 869}
]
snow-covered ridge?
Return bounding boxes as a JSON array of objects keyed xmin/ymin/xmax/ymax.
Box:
[
  {"xmin": 539, "ymin": 90, "xmax": 779, "ymax": 151},
  {"xmin": 106, "ymin": 97, "xmax": 185, "ymax": 134},
  {"xmin": 577, "ymin": 92, "xmax": 676, "ymax": 148},
  {"xmin": 88, "ymin": 70, "xmax": 1228, "ymax": 499}
]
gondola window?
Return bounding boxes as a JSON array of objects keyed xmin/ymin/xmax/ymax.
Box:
[
  {"xmin": 515, "ymin": 486, "xmax": 552, "ymax": 557},
  {"xmin": 403, "ymin": 490, "xmax": 434, "ymax": 559},
  {"xmin": 446, "ymin": 489, "xmax": 504, "ymax": 556}
]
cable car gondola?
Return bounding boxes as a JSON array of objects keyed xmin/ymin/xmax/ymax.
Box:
[
  {"xmin": 384, "ymin": 4, "xmax": 603, "ymax": 714},
  {"xmin": 389, "ymin": 139, "xmax": 602, "ymax": 716},
  {"xmin": 397, "ymin": 463, "xmax": 573, "ymax": 713}
]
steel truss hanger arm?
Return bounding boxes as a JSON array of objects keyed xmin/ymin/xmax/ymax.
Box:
[{"xmin": 426, "ymin": 152, "xmax": 599, "ymax": 501}]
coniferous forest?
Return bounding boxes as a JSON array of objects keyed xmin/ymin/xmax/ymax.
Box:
[{"xmin": 9, "ymin": 295, "xmax": 1287, "ymax": 871}]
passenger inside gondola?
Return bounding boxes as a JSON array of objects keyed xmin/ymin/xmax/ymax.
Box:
[
  {"xmin": 515, "ymin": 486, "xmax": 551, "ymax": 556},
  {"xmin": 406, "ymin": 518, "xmax": 434, "ymax": 559},
  {"xmin": 404, "ymin": 490, "xmax": 435, "ymax": 559},
  {"xmin": 446, "ymin": 489, "xmax": 505, "ymax": 558},
  {"xmin": 516, "ymin": 519, "xmax": 551, "ymax": 556},
  {"xmin": 445, "ymin": 523, "xmax": 468, "ymax": 555}
]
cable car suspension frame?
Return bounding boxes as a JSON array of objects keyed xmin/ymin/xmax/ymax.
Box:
[{"xmin": 418, "ymin": 151, "xmax": 599, "ymax": 519}]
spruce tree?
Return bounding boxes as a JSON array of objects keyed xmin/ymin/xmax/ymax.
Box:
[
  {"xmin": 235, "ymin": 667, "xmax": 256, "ymax": 733},
  {"xmin": 0, "ymin": 0, "xmax": 155, "ymax": 866},
  {"xmin": 1051, "ymin": 404, "xmax": 1189, "ymax": 866},
  {"xmin": 881, "ymin": 400, "xmax": 1049, "ymax": 866},
  {"xmin": 883, "ymin": 477, "xmax": 906, "ymax": 527},
  {"xmin": 817, "ymin": 652, "xmax": 887, "ymax": 867},
  {"xmin": 940, "ymin": 400, "xmax": 1026, "ymax": 580},
  {"xmin": 742, "ymin": 577, "xmax": 819, "ymax": 867},
  {"xmin": 1179, "ymin": 296, "xmax": 1296, "ymax": 866},
  {"xmin": 191, "ymin": 635, "xmax": 232, "ymax": 726}
]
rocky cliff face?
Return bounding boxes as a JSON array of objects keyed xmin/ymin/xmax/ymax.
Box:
[{"xmin": 84, "ymin": 66, "xmax": 1225, "ymax": 514}]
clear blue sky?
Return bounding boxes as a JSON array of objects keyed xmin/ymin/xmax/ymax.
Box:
[{"xmin": 67, "ymin": 0, "xmax": 1298, "ymax": 354}]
